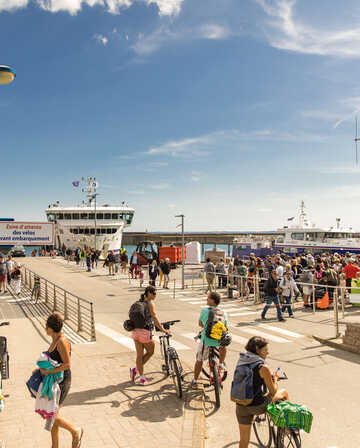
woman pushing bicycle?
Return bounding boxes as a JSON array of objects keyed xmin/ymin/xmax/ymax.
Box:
[
  {"xmin": 129, "ymin": 286, "xmax": 170, "ymax": 385},
  {"xmin": 234, "ymin": 336, "xmax": 289, "ymax": 448}
]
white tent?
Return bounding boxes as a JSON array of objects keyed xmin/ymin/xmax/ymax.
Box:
[{"xmin": 185, "ymin": 241, "xmax": 201, "ymax": 264}]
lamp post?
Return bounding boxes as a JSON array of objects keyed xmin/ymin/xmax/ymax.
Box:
[{"xmin": 175, "ymin": 214, "xmax": 185, "ymax": 289}]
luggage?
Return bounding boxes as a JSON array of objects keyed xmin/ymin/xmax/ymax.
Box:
[{"xmin": 266, "ymin": 401, "xmax": 313, "ymax": 433}]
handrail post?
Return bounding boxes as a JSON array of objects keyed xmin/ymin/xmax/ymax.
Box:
[
  {"xmin": 29, "ymin": 272, "xmax": 32, "ymax": 291},
  {"xmin": 45, "ymin": 281, "xmax": 48, "ymax": 305},
  {"xmin": 77, "ymin": 298, "xmax": 82, "ymax": 332},
  {"xmin": 312, "ymin": 284, "xmax": 315, "ymax": 313},
  {"xmin": 53, "ymin": 285, "xmax": 57, "ymax": 311},
  {"xmin": 341, "ymin": 285, "xmax": 345, "ymax": 319},
  {"xmin": 334, "ymin": 288, "xmax": 340, "ymax": 338},
  {"xmin": 90, "ymin": 302, "xmax": 96, "ymax": 341},
  {"xmin": 64, "ymin": 292, "xmax": 68, "ymax": 320}
]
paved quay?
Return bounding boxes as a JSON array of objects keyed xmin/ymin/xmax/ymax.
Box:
[{"xmin": 1, "ymin": 257, "xmax": 360, "ymax": 447}]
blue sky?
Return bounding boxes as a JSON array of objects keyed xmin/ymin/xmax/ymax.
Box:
[{"xmin": 2, "ymin": 0, "xmax": 360, "ymax": 231}]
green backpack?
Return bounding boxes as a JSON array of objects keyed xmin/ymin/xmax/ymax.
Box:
[{"xmin": 266, "ymin": 401, "xmax": 313, "ymax": 433}]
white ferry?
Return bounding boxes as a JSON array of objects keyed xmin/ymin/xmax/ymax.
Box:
[
  {"xmin": 45, "ymin": 178, "xmax": 134, "ymax": 254},
  {"xmin": 233, "ymin": 201, "xmax": 360, "ymax": 257}
]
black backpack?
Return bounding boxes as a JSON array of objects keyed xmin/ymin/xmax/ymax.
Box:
[{"xmin": 129, "ymin": 301, "xmax": 147, "ymax": 329}]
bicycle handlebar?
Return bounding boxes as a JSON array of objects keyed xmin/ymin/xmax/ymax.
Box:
[
  {"xmin": 156, "ymin": 320, "xmax": 181, "ymax": 331},
  {"xmin": 0, "ymin": 322, "xmax": 9, "ymax": 327}
]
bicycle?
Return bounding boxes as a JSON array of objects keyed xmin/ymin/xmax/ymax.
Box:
[
  {"xmin": 157, "ymin": 320, "xmax": 184, "ymax": 399},
  {"xmin": 195, "ymin": 332, "xmax": 228, "ymax": 408},
  {"xmin": 253, "ymin": 372, "xmax": 301, "ymax": 448}
]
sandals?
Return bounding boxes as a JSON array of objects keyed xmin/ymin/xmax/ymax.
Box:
[{"xmin": 72, "ymin": 428, "xmax": 84, "ymax": 448}]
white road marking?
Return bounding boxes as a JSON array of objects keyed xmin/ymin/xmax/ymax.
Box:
[
  {"xmin": 219, "ymin": 304, "xmax": 249, "ymax": 309},
  {"xmin": 182, "ymin": 333, "xmax": 198, "ymax": 341},
  {"xmin": 179, "ymin": 298, "xmax": 206, "ymax": 302},
  {"xmin": 258, "ymin": 324, "xmax": 303, "ymax": 339},
  {"xmin": 189, "ymin": 301, "xmax": 207, "ymax": 305},
  {"xmin": 153, "ymin": 335, "xmax": 191, "ymax": 351},
  {"xmin": 228, "ymin": 311, "xmax": 258, "ymax": 317},
  {"xmin": 95, "ymin": 323, "xmax": 135, "ymax": 351},
  {"xmin": 241, "ymin": 327, "xmax": 289, "ymax": 343},
  {"xmin": 231, "ymin": 334, "xmax": 248, "ymax": 345},
  {"xmin": 219, "ymin": 307, "xmax": 242, "ymax": 313}
]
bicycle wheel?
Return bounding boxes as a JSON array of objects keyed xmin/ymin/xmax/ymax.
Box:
[
  {"xmin": 277, "ymin": 427, "xmax": 301, "ymax": 448},
  {"xmin": 212, "ymin": 363, "xmax": 221, "ymax": 408},
  {"xmin": 160, "ymin": 338, "xmax": 169, "ymax": 375},
  {"xmin": 253, "ymin": 414, "xmax": 272, "ymax": 448},
  {"xmin": 170, "ymin": 358, "xmax": 183, "ymax": 399}
]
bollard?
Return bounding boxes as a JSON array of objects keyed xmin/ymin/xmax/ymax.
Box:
[
  {"xmin": 341, "ymin": 286, "xmax": 345, "ymax": 319},
  {"xmin": 77, "ymin": 298, "xmax": 82, "ymax": 332},
  {"xmin": 53, "ymin": 285, "xmax": 57, "ymax": 312},
  {"xmin": 64, "ymin": 292, "xmax": 68, "ymax": 320}
]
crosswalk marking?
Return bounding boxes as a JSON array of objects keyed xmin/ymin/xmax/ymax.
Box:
[
  {"xmin": 221, "ymin": 307, "xmax": 242, "ymax": 313},
  {"xmin": 182, "ymin": 333, "xmax": 198, "ymax": 341},
  {"xmin": 95, "ymin": 323, "xmax": 135, "ymax": 350},
  {"xmin": 241, "ymin": 328, "xmax": 289, "ymax": 343},
  {"xmin": 228, "ymin": 311, "xmax": 258, "ymax": 317},
  {"xmin": 258, "ymin": 324, "xmax": 303, "ymax": 339},
  {"xmin": 179, "ymin": 298, "xmax": 205, "ymax": 302},
  {"xmin": 153, "ymin": 335, "xmax": 191, "ymax": 351},
  {"xmin": 189, "ymin": 301, "xmax": 207, "ymax": 305},
  {"xmin": 219, "ymin": 304, "xmax": 246, "ymax": 309},
  {"xmin": 231, "ymin": 334, "xmax": 248, "ymax": 345}
]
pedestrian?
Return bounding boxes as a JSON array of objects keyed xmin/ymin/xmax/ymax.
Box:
[
  {"xmin": 12, "ymin": 263, "xmax": 21, "ymax": 295},
  {"xmin": 0, "ymin": 256, "xmax": 7, "ymax": 293},
  {"xmin": 114, "ymin": 252, "xmax": 120, "ymax": 274},
  {"xmin": 204, "ymin": 258, "xmax": 215, "ymax": 293},
  {"xmin": 216, "ymin": 259, "xmax": 227, "ymax": 289},
  {"xmin": 130, "ymin": 286, "xmax": 170, "ymax": 385},
  {"xmin": 261, "ymin": 270, "xmax": 285, "ymax": 321},
  {"xmin": 130, "ymin": 251, "xmax": 139, "ymax": 278},
  {"xmin": 86, "ymin": 250, "xmax": 91, "ymax": 272},
  {"xmin": 106, "ymin": 251, "xmax": 115, "ymax": 275},
  {"xmin": 121, "ymin": 250, "xmax": 128, "ymax": 273},
  {"xmin": 300, "ymin": 266, "xmax": 313, "ymax": 308},
  {"xmin": 6, "ymin": 255, "xmax": 14, "ymax": 286},
  {"xmin": 38, "ymin": 313, "xmax": 83, "ymax": 448},
  {"xmin": 75, "ymin": 248, "xmax": 80, "ymax": 265},
  {"xmin": 148, "ymin": 260, "xmax": 159, "ymax": 287},
  {"xmin": 161, "ymin": 258, "xmax": 171, "ymax": 289},
  {"xmin": 90, "ymin": 250, "xmax": 96, "ymax": 269},
  {"xmin": 343, "ymin": 258, "xmax": 360, "ymax": 293},
  {"xmin": 279, "ymin": 270, "xmax": 299, "ymax": 318}
]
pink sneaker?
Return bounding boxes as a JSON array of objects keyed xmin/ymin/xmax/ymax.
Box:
[
  {"xmin": 139, "ymin": 376, "xmax": 148, "ymax": 385},
  {"xmin": 130, "ymin": 367, "xmax": 137, "ymax": 382}
]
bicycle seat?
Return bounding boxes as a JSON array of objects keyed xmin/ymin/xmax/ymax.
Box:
[{"xmin": 159, "ymin": 320, "xmax": 181, "ymax": 330}]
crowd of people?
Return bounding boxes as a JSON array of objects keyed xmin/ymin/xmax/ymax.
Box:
[{"xmin": 0, "ymin": 255, "xmax": 22, "ymax": 295}]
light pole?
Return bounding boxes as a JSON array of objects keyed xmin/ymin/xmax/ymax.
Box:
[{"xmin": 175, "ymin": 214, "xmax": 185, "ymax": 289}]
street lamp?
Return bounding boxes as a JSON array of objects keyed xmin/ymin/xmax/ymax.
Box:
[
  {"xmin": 0, "ymin": 66, "xmax": 16, "ymax": 85},
  {"xmin": 175, "ymin": 214, "xmax": 185, "ymax": 289}
]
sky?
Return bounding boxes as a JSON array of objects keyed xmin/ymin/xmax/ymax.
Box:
[{"xmin": 2, "ymin": 0, "xmax": 360, "ymax": 232}]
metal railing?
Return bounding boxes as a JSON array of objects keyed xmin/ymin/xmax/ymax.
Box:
[{"xmin": 21, "ymin": 266, "xmax": 96, "ymax": 342}]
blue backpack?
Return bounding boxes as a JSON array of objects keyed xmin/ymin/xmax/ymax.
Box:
[{"xmin": 230, "ymin": 357, "xmax": 264, "ymax": 406}]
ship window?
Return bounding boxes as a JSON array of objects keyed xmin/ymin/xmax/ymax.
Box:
[
  {"xmin": 119, "ymin": 214, "xmax": 124, "ymax": 220},
  {"xmin": 125, "ymin": 214, "xmax": 133, "ymax": 224},
  {"xmin": 96, "ymin": 213, "xmax": 103, "ymax": 219},
  {"xmin": 90, "ymin": 229, "xmax": 95, "ymax": 234},
  {"xmin": 112, "ymin": 213, "xmax": 119, "ymax": 220},
  {"xmin": 73, "ymin": 229, "xmax": 78, "ymax": 235},
  {"xmin": 47, "ymin": 214, "xmax": 56, "ymax": 222},
  {"xmin": 72, "ymin": 213, "xmax": 79, "ymax": 220},
  {"xmin": 80, "ymin": 213, "xmax": 88, "ymax": 219},
  {"xmin": 291, "ymin": 233, "xmax": 304, "ymax": 240},
  {"xmin": 79, "ymin": 228, "xmax": 84, "ymax": 234},
  {"xmin": 84, "ymin": 228, "xmax": 89, "ymax": 234},
  {"xmin": 101, "ymin": 229, "xmax": 106, "ymax": 234},
  {"xmin": 106, "ymin": 228, "xmax": 112, "ymax": 234},
  {"xmin": 96, "ymin": 229, "xmax": 101, "ymax": 234},
  {"xmin": 104, "ymin": 213, "xmax": 111, "ymax": 219},
  {"xmin": 57, "ymin": 214, "xmax": 63, "ymax": 220},
  {"xmin": 88, "ymin": 214, "xmax": 95, "ymax": 219},
  {"xmin": 64, "ymin": 214, "xmax": 71, "ymax": 220},
  {"xmin": 306, "ymin": 233, "xmax": 317, "ymax": 241}
]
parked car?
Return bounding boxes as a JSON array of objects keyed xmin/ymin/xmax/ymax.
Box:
[{"xmin": 10, "ymin": 245, "xmax": 26, "ymax": 257}]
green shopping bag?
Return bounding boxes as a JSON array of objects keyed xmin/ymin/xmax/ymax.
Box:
[{"xmin": 266, "ymin": 401, "xmax": 313, "ymax": 433}]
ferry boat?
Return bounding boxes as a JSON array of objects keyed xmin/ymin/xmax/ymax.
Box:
[
  {"xmin": 45, "ymin": 178, "xmax": 134, "ymax": 254},
  {"xmin": 233, "ymin": 201, "xmax": 360, "ymax": 258}
]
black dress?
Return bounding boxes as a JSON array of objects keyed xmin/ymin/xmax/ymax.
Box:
[{"xmin": 48, "ymin": 344, "xmax": 71, "ymax": 406}]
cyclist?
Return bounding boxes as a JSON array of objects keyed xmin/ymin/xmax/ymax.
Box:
[
  {"xmin": 236, "ymin": 336, "xmax": 289, "ymax": 448},
  {"xmin": 192, "ymin": 291, "xmax": 228, "ymax": 387},
  {"xmin": 130, "ymin": 286, "xmax": 170, "ymax": 385}
]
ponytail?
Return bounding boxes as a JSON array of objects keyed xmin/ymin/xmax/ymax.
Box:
[{"xmin": 141, "ymin": 285, "xmax": 156, "ymax": 300}]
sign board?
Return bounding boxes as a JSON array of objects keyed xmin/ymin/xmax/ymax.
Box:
[{"xmin": 0, "ymin": 222, "xmax": 54, "ymax": 246}]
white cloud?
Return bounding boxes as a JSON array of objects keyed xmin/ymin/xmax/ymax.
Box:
[
  {"xmin": 150, "ymin": 183, "xmax": 169, "ymax": 190},
  {"xmin": 1, "ymin": 0, "xmax": 182, "ymax": 15},
  {"xmin": 93, "ymin": 33, "xmax": 108, "ymax": 46},
  {"xmin": 0, "ymin": 0, "xmax": 27, "ymax": 11},
  {"xmin": 317, "ymin": 166, "xmax": 360, "ymax": 174},
  {"xmin": 147, "ymin": 135, "xmax": 213, "ymax": 157},
  {"xmin": 150, "ymin": 162, "xmax": 169, "ymax": 167},
  {"xmin": 256, "ymin": 0, "xmax": 360, "ymax": 58},
  {"xmin": 199, "ymin": 24, "xmax": 231, "ymax": 40},
  {"xmin": 168, "ymin": 204, "xmax": 176, "ymax": 209},
  {"xmin": 191, "ymin": 176, "xmax": 200, "ymax": 182},
  {"xmin": 128, "ymin": 190, "xmax": 145, "ymax": 195}
]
